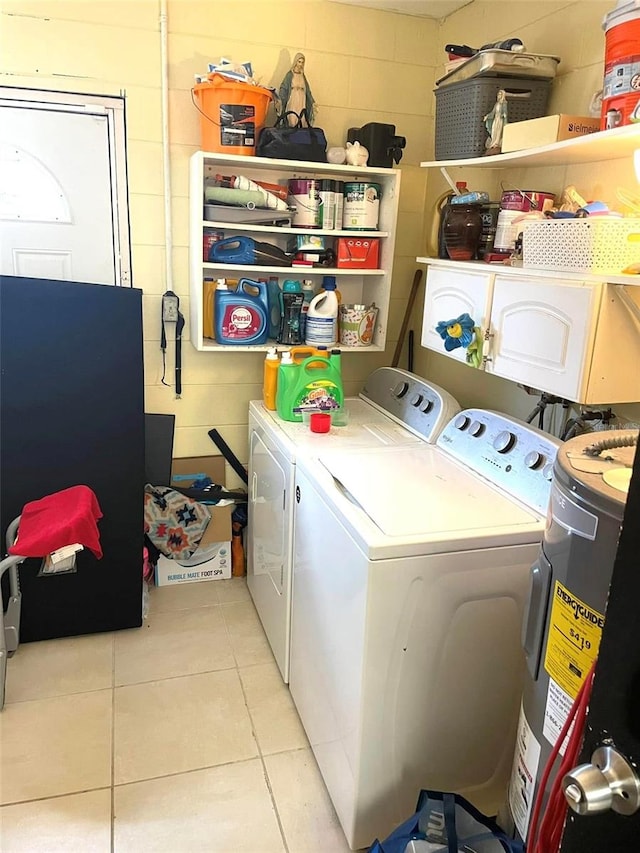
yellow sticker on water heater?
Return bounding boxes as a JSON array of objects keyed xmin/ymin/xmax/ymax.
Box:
[{"xmin": 544, "ymin": 581, "xmax": 604, "ymax": 699}]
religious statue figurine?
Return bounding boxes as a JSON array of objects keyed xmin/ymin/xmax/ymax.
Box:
[
  {"xmin": 483, "ymin": 89, "xmax": 508, "ymax": 154},
  {"xmin": 278, "ymin": 52, "xmax": 316, "ymax": 127}
]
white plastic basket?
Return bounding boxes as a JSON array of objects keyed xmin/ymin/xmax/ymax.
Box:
[{"xmin": 522, "ymin": 217, "xmax": 640, "ymax": 274}]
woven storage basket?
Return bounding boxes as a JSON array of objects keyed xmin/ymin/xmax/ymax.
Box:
[
  {"xmin": 434, "ymin": 76, "xmax": 551, "ymax": 160},
  {"xmin": 522, "ymin": 218, "xmax": 640, "ymax": 274}
]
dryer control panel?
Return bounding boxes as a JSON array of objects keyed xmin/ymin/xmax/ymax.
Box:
[
  {"xmin": 360, "ymin": 367, "xmax": 460, "ymax": 443},
  {"xmin": 437, "ymin": 408, "xmax": 562, "ymax": 514}
]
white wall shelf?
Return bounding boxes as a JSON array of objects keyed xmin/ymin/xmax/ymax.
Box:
[
  {"xmin": 420, "ymin": 123, "xmax": 640, "ymax": 169},
  {"xmin": 190, "ymin": 151, "xmax": 401, "ymax": 352},
  {"xmin": 418, "ymin": 126, "xmax": 640, "ymax": 404},
  {"xmin": 417, "ymin": 256, "xmax": 640, "ymax": 287}
]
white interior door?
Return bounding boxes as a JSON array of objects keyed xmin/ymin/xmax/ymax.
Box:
[{"xmin": 0, "ymin": 89, "xmax": 130, "ymax": 285}]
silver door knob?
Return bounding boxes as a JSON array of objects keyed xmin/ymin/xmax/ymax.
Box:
[{"xmin": 562, "ymin": 746, "xmax": 640, "ymax": 816}]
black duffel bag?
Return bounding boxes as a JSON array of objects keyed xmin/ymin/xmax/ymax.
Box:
[{"xmin": 256, "ymin": 109, "xmax": 327, "ymax": 162}]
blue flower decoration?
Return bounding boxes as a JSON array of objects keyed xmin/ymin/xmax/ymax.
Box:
[{"xmin": 435, "ymin": 313, "xmax": 476, "ymax": 352}]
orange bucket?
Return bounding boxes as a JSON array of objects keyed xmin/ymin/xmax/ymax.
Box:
[
  {"xmin": 192, "ymin": 74, "xmax": 273, "ymax": 156},
  {"xmin": 601, "ymin": 0, "xmax": 640, "ymax": 128}
]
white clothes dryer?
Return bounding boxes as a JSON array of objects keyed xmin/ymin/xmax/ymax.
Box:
[
  {"xmin": 247, "ymin": 367, "xmax": 460, "ymax": 682},
  {"xmin": 289, "ymin": 409, "xmax": 561, "ymax": 850}
]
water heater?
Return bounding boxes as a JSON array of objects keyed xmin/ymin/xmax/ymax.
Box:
[{"xmin": 505, "ymin": 430, "xmax": 638, "ymax": 843}]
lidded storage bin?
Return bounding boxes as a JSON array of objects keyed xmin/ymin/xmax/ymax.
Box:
[
  {"xmin": 522, "ymin": 218, "xmax": 640, "ymax": 274},
  {"xmin": 434, "ymin": 76, "xmax": 552, "ymax": 160}
]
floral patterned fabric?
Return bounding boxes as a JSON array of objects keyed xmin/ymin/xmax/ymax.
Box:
[{"xmin": 143, "ymin": 485, "xmax": 210, "ymax": 560}]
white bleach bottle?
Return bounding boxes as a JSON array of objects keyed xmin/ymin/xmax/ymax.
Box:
[{"xmin": 305, "ymin": 278, "xmax": 339, "ymax": 346}]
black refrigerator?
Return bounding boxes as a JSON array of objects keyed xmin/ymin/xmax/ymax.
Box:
[{"xmin": 0, "ymin": 275, "xmax": 145, "ymax": 641}]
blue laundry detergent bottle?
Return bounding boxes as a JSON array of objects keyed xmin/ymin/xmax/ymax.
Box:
[{"xmin": 214, "ymin": 278, "xmax": 269, "ymax": 345}]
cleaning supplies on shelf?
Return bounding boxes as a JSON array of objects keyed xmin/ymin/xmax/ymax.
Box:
[
  {"xmin": 275, "ymin": 353, "xmax": 344, "ymax": 422},
  {"xmin": 278, "ymin": 280, "xmax": 304, "ymax": 345},
  {"xmin": 306, "ymin": 278, "xmax": 339, "ymax": 346},
  {"xmin": 263, "ymin": 347, "xmax": 279, "ymax": 410},
  {"xmin": 209, "ymin": 236, "xmax": 292, "ymax": 266},
  {"xmin": 301, "ymin": 279, "xmax": 315, "ymax": 339},
  {"xmin": 214, "ymin": 278, "xmax": 269, "ymax": 345},
  {"xmin": 267, "ymin": 276, "xmax": 281, "ymax": 339}
]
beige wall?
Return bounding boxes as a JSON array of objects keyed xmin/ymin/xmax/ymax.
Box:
[
  {"xmin": 415, "ymin": 0, "xmax": 640, "ymax": 427},
  {"xmin": 1, "ymin": 0, "xmax": 440, "ymax": 484},
  {"xmin": 1, "ymin": 0, "xmax": 637, "ymax": 484}
]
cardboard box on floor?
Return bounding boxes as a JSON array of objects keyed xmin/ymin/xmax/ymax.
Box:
[
  {"xmin": 501, "ymin": 114, "xmax": 600, "ymax": 153},
  {"xmin": 154, "ymin": 456, "xmax": 233, "ymax": 586}
]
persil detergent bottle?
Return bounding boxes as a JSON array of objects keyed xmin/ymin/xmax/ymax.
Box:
[
  {"xmin": 305, "ymin": 277, "xmax": 339, "ymax": 346},
  {"xmin": 276, "ymin": 355, "xmax": 344, "ymax": 422},
  {"xmin": 215, "ymin": 278, "xmax": 269, "ymax": 345}
]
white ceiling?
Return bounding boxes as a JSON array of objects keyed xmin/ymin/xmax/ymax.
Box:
[{"xmin": 330, "ymin": 0, "xmax": 473, "ymax": 19}]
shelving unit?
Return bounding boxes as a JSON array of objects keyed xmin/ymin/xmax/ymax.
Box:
[
  {"xmin": 418, "ymin": 125, "xmax": 640, "ymax": 404},
  {"xmin": 420, "ymin": 123, "xmax": 640, "ymax": 169},
  {"xmin": 189, "ymin": 151, "xmax": 401, "ymax": 352}
]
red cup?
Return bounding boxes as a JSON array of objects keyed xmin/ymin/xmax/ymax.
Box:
[{"xmin": 310, "ymin": 412, "xmax": 331, "ymax": 433}]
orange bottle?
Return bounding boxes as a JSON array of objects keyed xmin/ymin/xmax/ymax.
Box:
[
  {"xmin": 263, "ymin": 347, "xmax": 279, "ymax": 410},
  {"xmin": 231, "ymin": 521, "xmax": 245, "ymax": 577}
]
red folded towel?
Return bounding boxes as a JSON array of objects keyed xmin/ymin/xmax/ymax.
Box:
[{"xmin": 8, "ymin": 485, "xmax": 103, "ymax": 559}]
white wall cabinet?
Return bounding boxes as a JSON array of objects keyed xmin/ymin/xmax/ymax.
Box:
[
  {"xmin": 420, "ymin": 261, "xmax": 640, "ymax": 404},
  {"xmin": 189, "ymin": 151, "xmax": 400, "ymax": 352},
  {"xmin": 418, "ymin": 125, "xmax": 640, "ymax": 405}
]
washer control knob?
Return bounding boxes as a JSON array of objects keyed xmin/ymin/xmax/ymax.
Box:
[
  {"xmin": 525, "ymin": 451, "xmax": 543, "ymax": 470},
  {"xmin": 469, "ymin": 420, "xmax": 485, "ymax": 437},
  {"xmin": 393, "ymin": 382, "xmax": 409, "ymax": 398},
  {"xmin": 454, "ymin": 414, "xmax": 470, "ymax": 431},
  {"xmin": 543, "ymin": 463, "xmax": 555, "ymax": 481},
  {"xmin": 410, "ymin": 393, "xmax": 423, "ymax": 407},
  {"xmin": 421, "ymin": 399, "xmax": 434, "ymax": 413},
  {"xmin": 494, "ymin": 430, "xmax": 516, "ymax": 453}
]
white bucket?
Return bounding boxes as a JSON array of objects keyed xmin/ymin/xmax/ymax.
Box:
[{"xmin": 343, "ymin": 182, "xmax": 381, "ymax": 230}]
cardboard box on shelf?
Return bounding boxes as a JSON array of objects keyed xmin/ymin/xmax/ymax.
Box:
[
  {"xmin": 154, "ymin": 455, "xmax": 233, "ymax": 586},
  {"xmin": 501, "ymin": 114, "xmax": 600, "ymax": 153},
  {"xmin": 336, "ymin": 237, "xmax": 380, "ymax": 269}
]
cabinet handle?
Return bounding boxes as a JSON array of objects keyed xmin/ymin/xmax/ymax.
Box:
[{"xmin": 481, "ymin": 327, "xmax": 494, "ymax": 367}]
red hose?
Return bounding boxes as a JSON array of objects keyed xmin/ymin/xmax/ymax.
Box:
[{"xmin": 527, "ymin": 661, "xmax": 596, "ymax": 853}]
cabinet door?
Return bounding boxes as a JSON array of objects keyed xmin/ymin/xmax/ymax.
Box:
[
  {"xmin": 489, "ymin": 275, "xmax": 599, "ymax": 401},
  {"xmin": 421, "ymin": 267, "xmax": 493, "ymax": 363}
]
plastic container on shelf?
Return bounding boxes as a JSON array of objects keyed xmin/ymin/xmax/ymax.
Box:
[
  {"xmin": 214, "ymin": 278, "xmax": 269, "ymax": 345},
  {"xmin": 306, "ymin": 282, "xmax": 339, "ymax": 346},
  {"xmin": 267, "ymin": 276, "xmax": 281, "ymax": 339},
  {"xmin": 275, "ymin": 354, "xmax": 344, "ymax": 423},
  {"xmin": 278, "ymin": 280, "xmax": 304, "ymax": 345},
  {"xmin": 442, "ymin": 204, "xmax": 483, "ymax": 260},
  {"xmin": 192, "ymin": 74, "xmax": 273, "ymax": 156},
  {"xmin": 601, "ymin": 0, "xmax": 640, "ymax": 128},
  {"xmin": 319, "ymin": 275, "xmax": 342, "ymax": 303},
  {"xmin": 263, "ymin": 347, "xmax": 279, "ymax": 410},
  {"xmin": 434, "ymin": 75, "xmax": 552, "ymax": 160}
]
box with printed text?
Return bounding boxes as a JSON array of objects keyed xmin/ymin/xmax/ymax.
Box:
[{"xmin": 154, "ymin": 455, "xmax": 233, "ymax": 586}]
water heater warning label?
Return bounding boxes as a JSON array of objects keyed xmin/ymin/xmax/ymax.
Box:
[{"xmin": 544, "ymin": 580, "xmax": 604, "ymax": 699}]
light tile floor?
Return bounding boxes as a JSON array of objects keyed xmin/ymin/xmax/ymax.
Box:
[{"xmin": 0, "ymin": 579, "xmax": 355, "ymax": 852}]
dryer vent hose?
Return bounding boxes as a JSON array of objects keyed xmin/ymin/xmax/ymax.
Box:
[{"xmin": 584, "ymin": 432, "xmax": 639, "ymax": 457}]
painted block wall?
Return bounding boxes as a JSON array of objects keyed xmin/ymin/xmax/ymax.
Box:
[
  {"xmin": 0, "ymin": 0, "xmax": 440, "ymax": 484},
  {"xmin": 2, "ymin": 0, "xmax": 638, "ymax": 480},
  {"xmin": 416, "ymin": 0, "xmax": 640, "ymax": 427}
]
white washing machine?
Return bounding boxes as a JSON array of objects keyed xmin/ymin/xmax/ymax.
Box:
[
  {"xmin": 289, "ymin": 410, "xmax": 561, "ymax": 850},
  {"xmin": 247, "ymin": 367, "xmax": 460, "ymax": 682}
]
